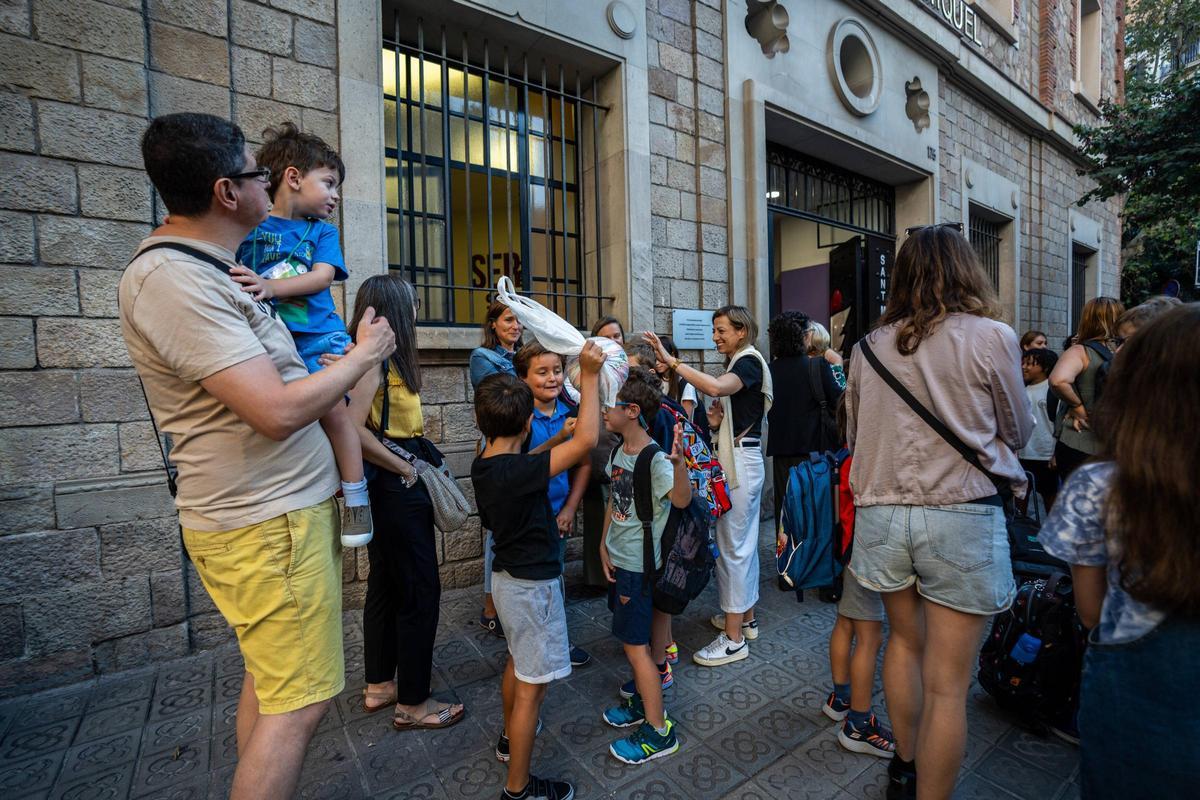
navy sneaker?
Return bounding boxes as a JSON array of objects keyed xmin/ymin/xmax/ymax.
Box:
[
  {"xmin": 480, "ymin": 614, "xmax": 505, "ymax": 638},
  {"xmin": 822, "ymin": 691, "xmax": 850, "ymax": 722},
  {"xmin": 569, "ymin": 645, "xmax": 591, "ymax": 668},
  {"xmin": 609, "ymin": 719, "xmax": 679, "ymax": 765},
  {"xmin": 838, "ymin": 713, "xmax": 896, "ymax": 758},
  {"xmin": 619, "ymin": 662, "xmax": 673, "ymax": 699}
]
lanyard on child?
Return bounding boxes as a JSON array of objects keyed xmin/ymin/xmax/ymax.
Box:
[{"xmin": 251, "ymin": 218, "xmax": 315, "ymax": 271}]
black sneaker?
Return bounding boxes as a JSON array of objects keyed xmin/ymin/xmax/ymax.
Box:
[
  {"xmin": 886, "ymin": 755, "xmax": 916, "ymax": 800},
  {"xmin": 495, "ymin": 716, "xmax": 544, "ymax": 762},
  {"xmin": 501, "ymin": 774, "xmax": 574, "ymax": 800},
  {"xmin": 569, "ymin": 645, "xmax": 591, "ymax": 667}
]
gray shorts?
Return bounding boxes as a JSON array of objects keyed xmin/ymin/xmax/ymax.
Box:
[
  {"xmin": 491, "ymin": 570, "xmax": 572, "ymax": 684},
  {"xmin": 849, "ymin": 501, "xmax": 1016, "ymax": 616},
  {"xmin": 838, "ymin": 569, "xmax": 884, "ymax": 622}
]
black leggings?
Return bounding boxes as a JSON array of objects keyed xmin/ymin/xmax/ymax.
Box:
[
  {"xmin": 1053, "ymin": 441, "xmax": 1091, "ymax": 482},
  {"xmin": 364, "ymin": 463, "xmax": 440, "ymax": 704}
]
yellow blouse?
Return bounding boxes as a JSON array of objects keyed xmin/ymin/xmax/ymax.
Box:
[{"xmin": 368, "ymin": 364, "xmax": 424, "ymax": 439}]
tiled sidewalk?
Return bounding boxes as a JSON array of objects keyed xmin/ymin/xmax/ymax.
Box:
[{"xmin": 0, "ymin": 526, "xmax": 1080, "ymax": 800}]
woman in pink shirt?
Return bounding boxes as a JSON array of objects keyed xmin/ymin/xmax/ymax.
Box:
[{"xmin": 845, "ymin": 224, "xmax": 1032, "ymax": 799}]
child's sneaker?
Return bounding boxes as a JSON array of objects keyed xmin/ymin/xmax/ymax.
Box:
[
  {"xmin": 500, "ymin": 774, "xmax": 574, "ymax": 800},
  {"xmin": 693, "ymin": 632, "xmax": 749, "ymax": 667},
  {"xmin": 495, "ymin": 717, "xmax": 543, "ymax": 762},
  {"xmin": 838, "ymin": 713, "xmax": 895, "ymax": 758},
  {"xmin": 609, "ymin": 718, "xmax": 679, "ymax": 765},
  {"xmin": 479, "ymin": 614, "xmax": 505, "ymax": 638},
  {"xmin": 569, "ymin": 645, "xmax": 592, "ymax": 667},
  {"xmin": 886, "ymin": 755, "xmax": 917, "ymax": 800},
  {"xmin": 664, "ymin": 641, "xmax": 679, "ymax": 665},
  {"xmin": 602, "ymin": 694, "xmax": 646, "ymax": 728},
  {"xmin": 709, "ymin": 614, "xmax": 759, "ymax": 640},
  {"xmin": 822, "ymin": 691, "xmax": 851, "ymax": 722},
  {"xmin": 340, "ymin": 501, "xmax": 372, "ymax": 547},
  {"xmin": 619, "ymin": 662, "xmax": 672, "ymax": 699}
]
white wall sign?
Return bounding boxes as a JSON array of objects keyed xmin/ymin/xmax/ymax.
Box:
[
  {"xmin": 671, "ymin": 309, "xmax": 716, "ymax": 350},
  {"xmin": 914, "ymin": 0, "xmax": 983, "ymax": 45}
]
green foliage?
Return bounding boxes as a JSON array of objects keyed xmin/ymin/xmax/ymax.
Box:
[{"xmin": 1074, "ymin": 1, "xmax": 1200, "ymax": 304}]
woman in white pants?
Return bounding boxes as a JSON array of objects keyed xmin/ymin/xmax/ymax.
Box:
[{"xmin": 644, "ymin": 306, "xmax": 772, "ymax": 667}]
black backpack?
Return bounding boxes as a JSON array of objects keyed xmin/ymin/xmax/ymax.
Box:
[
  {"xmin": 806, "ymin": 357, "xmax": 839, "ymax": 452},
  {"xmin": 622, "ymin": 444, "xmax": 716, "ymax": 615},
  {"xmin": 1007, "ymin": 471, "xmax": 1068, "ymax": 573},
  {"xmin": 977, "ymin": 572, "xmax": 1087, "ymax": 730}
]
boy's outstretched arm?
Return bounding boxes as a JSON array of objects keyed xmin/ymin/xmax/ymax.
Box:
[
  {"xmin": 229, "ymin": 262, "xmax": 336, "ymax": 301},
  {"xmin": 549, "ymin": 341, "xmax": 606, "ymax": 477},
  {"xmin": 666, "ymin": 422, "xmax": 693, "ymax": 508}
]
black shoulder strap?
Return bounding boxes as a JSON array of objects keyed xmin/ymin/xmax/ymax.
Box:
[
  {"xmin": 132, "ymin": 241, "xmax": 235, "ymax": 275},
  {"xmin": 1083, "ymin": 340, "xmax": 1113, "ymax": 363},
  {"xmin": 858, "ymin": 338, "xmax": 1006, "ymax": 493},
  {"xmin": 807, "ymin": 357, "xmax": 828, "ymax": 412},
  {"xmin": 631, "ymin": 443, "xmax": 662, "ymax": 585}
]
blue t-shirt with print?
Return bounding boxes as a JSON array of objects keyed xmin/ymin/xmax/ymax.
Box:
[
  {"xmin": 237, "ymin": 215, "xmax": 348, "ymax": 335},
  {"xmin": 1038, "ymin": 462, "xmax": 1166, "ymax": 644},
  {"xmin": 527, "ymin": 398, "xmax": 571, "ymax": 514}
]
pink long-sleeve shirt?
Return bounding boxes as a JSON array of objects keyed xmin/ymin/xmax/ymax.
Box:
[{"xmin": 846, "ymin": 314, "xmax": 1034, "ymax": 507}]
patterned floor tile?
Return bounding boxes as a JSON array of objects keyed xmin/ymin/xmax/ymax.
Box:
[
  {"xmin": 973, "ymin": 746, "xmax": 1068, "ymax": 799},
  {"xmin": 57, "ymin": 728, "xmax": 141, "ymax": 783},
  {"xmin": 954, "ymin": 770, "xmax": 1023, "ymax": 799},
  {"xmin": 141, "ymin": 709, "xmax": 211, "ymax": 757},
  {"xmin": 709, "ymin": 719, "xmax": 788, "ymax": 777},
  {"xmin": 434, "ymin": 747, "xmax": 508, "ymax": 800},
  {"xmin": 131, "ymin": 738, "xmax": 210, "ymax": 797},
  {"xmin": 297, "ymin": 764, "xmax": 366, "ymax": 800},
  {"xmin": 74, "ymin": 698, "xmax": 151, "ymax": 744},
  {"xmin": 50, "ymin": 762, "xmax": 135, "ymax": 800},
  {"xmin": 786, "ymin": 728, "xmax": 876, "ymax": 789},
  {"xmin": 994, "ymin": 726, "xmax": 1079, "ymax": 777},
  {"xmin": 0, "ymin": 717, "xmax": 77, "ymax": 762},
  {"xmin": 148, "ymin": 684, "xmax": 213, "ymax": 724}
]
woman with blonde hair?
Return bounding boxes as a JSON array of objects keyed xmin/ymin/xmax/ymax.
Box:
[
  {"xmin": 1049, "ymin": 296, "xmax": 1124, "ymax": 479},
  {"xmin": 845, "ymin": 224, "xmax": 1032, "ymax": 799},
  {"xmin": 806, "ymin": 321, "xmax": 846, "ymax": 389},
  {"xmin": 644, "ymin": 306, "xmax": 772, "ymax": 668}
]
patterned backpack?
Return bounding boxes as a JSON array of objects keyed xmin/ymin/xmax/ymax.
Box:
[{"xmin": 657, "ymin": 395, "xmax": 732, "ymax": 519}]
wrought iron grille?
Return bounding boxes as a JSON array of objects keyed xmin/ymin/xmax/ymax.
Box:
[
  {"xmin": 969, "ymin": 212, "xmax": 1002, "ymax": 291},
  {"xmin": 766, "ymin": 144, "xmax": 895, "ymax": 236},
  {"xmin": 1071, "ymin": 245, "xmax": 1090, "ymax": 331},
  {"xmin": 383, "ymin": 17, "xmax": 610, "ymax": 327}
]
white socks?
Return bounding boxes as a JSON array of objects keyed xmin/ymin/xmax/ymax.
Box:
[{"xmin": 342, "ymin": 478, "xmax": 369, "ymax": 507}]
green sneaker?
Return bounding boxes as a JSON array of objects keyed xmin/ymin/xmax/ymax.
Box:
[
  {"xmin": 602, "ymin": 693, "xmax": 645, "ymax": 728},
  {"xmin": 609, "ymin": 719, "xmax": 679, "ymax": 765}
]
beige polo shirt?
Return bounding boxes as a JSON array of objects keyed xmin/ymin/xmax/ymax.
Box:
[{"xmin": 119, "ymin": 235, "xmax": 339, "ymax": 531}]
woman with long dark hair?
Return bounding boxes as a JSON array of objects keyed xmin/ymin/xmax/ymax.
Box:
[
  {"xmin": 1048, "ymin": 296, "xmax": 1123, "ymax": 478},
  {"xmin": 1039, "ymin": 304, "xmax": 1200, "ymax": 798},
  {"xmin": 845, "ymin": 224, "xmax": 1032, "ymax": 799},
  {"xmin": 470, "ymin": 300, "xmax": 524, "ymax": 636},
  {"xmin": 346, "ymin": 275, "xmax": 464, "ymax": 728}
]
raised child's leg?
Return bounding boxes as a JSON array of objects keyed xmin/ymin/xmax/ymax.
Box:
[
  {"xmin": 319, "ymin": 401, "xmax": 364, "ymax": 484},
  {"xmin": 849, "ymin": 619, "xmax": 884, "ymax": 713},
  {"xmin": 505, "ymin": 662, "xmax": 548, "ymax": 795},
  {"xmin": 829, "ymin": 615, "xmax": 854, "ymax": 686},
  {"xmin": 626, "ymin": 643, "xmax": 665, "ymax": 729}
]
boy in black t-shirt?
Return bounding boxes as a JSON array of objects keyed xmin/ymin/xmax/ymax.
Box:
[{"xmin": 471, "ymin": 341, "xmax": 606, "ymax": 800}]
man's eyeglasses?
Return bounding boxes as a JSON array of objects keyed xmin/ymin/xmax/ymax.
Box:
[
  {"xmin": 225, "ymin": 167, "xmax": 272, "ymax": 184},
  {"xmin": 904, "ymin": 221, "xmax": 964, "ymax": 237}
]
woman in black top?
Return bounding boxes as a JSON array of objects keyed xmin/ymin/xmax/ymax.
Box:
[{"xmin": 766, "ymin": 311, "xmax": 843, "ymax": 531}]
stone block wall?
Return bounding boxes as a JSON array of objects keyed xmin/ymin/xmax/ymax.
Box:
[{"xmin": 0, "ymin": 0, "xmax": 344, "ymax": 694}]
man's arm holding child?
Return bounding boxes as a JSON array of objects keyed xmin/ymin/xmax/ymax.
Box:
[
  {"xmin": 229, "ymin": 262, "xmax": 336, "ymax": 301},
  {"xmin": 548, "ymin": 342, "xmax": 606, "ymax": 477},
  {"xmin": 666, "ymin": 422, "xmax": 692, "ymax": 508},
  {"xmin": 201, "ymin": 307, "xmax": 394, "ymax": 441}
]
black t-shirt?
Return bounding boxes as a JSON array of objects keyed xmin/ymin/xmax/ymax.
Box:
[
  {"xmin": 471, "ymin": 451, "xmax": 560, "ymax": 580},
  {"xmin": 729, "ymin": 356, "xmax": 765, "ymax": 438}
]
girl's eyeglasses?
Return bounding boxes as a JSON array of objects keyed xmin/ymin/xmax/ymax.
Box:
[{"xmin": 904, "ymin": 221, "xmax": 964, "ymax": 237}]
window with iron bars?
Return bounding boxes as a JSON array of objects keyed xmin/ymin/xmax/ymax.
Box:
[
  {"xmin": 968, "ymin": 211, "xmax": 1002, "ymax": 292},
  {"xmin": 383, "ymin": 21, "xmax": 608, "ymax": 328},
  {"xmin": 766, "ymin": 145, "xmax": 895, "ymax": 237}
]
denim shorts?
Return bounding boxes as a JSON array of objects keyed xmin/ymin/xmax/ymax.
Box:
[
  {"xmin": 849, "ymin": 501, "xmax": 1016, "ymax": 615},
  {"xmin": 293, "ymin": 329, "xmax": 352, "ymax": 374},
  {"xmin": 492, "ymin": 570, "xmax": 571, "ymax": 684},
  {"xmin": 836, "ymin": 569, "xmax": 884, "ymax": 622},
  {"xmin": 608, "ymin": 567, "xmax": 654, "ymax": 645}
]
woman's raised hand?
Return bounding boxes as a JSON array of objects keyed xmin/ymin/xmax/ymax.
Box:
[{"xmin": 641, "ymin": 330, "xmax": 670, "ymax": 362}]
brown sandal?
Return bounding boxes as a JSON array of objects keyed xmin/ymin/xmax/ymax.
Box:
[
  {"xmin": 391, "ymin": 701, "xmax": 465, "ymax": 731},
  {"xmin": 362, "ymin": 687, "xmax": 397, "ymax": 714}
]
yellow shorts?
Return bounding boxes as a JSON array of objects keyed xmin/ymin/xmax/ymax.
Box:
[{"xmin": 182, "ymin": 498, "xmax": 344, "ymax": 714}]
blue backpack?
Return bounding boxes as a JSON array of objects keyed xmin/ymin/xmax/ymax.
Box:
[{"xmin": 776, "ymin": 451, "xmax": 845, "ymax": 593}]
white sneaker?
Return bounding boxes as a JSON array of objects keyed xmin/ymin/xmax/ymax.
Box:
[
  {"xmin": 693, "ymin": 632, "xmax": 749, "ymax": 667},
  {"xmin": 709, "ymin": 614, "xmax": 759, "ymax": 640},
  {"xmin": 340, "ymin": 502, "xmax": 373, "ymax": 547}
]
